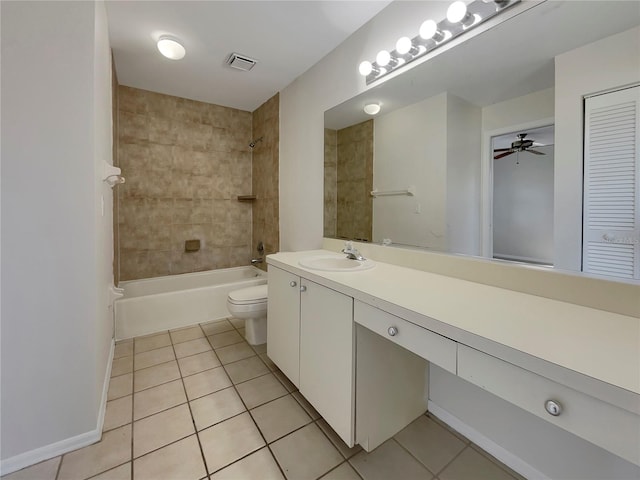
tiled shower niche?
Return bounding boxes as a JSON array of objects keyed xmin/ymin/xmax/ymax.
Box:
[{"xmin": 117, "ymin": 86, "xmax": 255, "ymax": 281}]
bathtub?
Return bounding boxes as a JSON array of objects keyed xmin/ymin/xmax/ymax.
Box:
[{"xmin": 115, "ymin": 266, "xmax": 267, "ymax": 340}]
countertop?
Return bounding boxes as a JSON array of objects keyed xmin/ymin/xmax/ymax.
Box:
[{"xmin": 268, "ymin": 250, "xmax": 640, "ymax": 401}]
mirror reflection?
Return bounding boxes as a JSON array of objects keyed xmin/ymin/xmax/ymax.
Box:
[{"xmin": 324, "ymin": 1, "xmax": 640, "ymax": 280}]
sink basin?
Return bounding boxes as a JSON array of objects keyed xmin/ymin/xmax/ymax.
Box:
[{"xmin": 299, "ymin": 255, "xmax": 375, "ymax": 272}]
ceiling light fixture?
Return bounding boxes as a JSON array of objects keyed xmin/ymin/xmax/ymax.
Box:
[
  {"xmin": 358, "ymin": 0, "xmax": 519, "ymax": 85},
  {"xmin": 364, "ymin": 103, "xmax": 381, "ymax": 115},
  {"xmin": 157, "ymin": 36, "xmax": 186, "ymax": 60}
]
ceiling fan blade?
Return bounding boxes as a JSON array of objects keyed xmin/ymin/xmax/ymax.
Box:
[
  {"xmin": 494, "ymin": 151, "xmax": 514, "ymax": 159},
  {"xmin": 493, "ymin": 148, "xmax": 512, "ymax": 152},
  {"xmin": 527, "ymin": 149, "xmax": 546, "ymax": 155}
]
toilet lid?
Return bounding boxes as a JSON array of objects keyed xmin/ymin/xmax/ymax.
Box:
[{"xmin": 228, "ymin": 284, "xmax": 268, "ymax": 304}]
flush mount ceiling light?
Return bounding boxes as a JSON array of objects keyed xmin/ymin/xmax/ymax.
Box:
[
  {"xmin": 358, "ymin": 0, "xmax": 519, "ymax": 85},
  {"xmin": 364, "ymin": 103, "xmax": 381, "ymax": 115},
  {"xmin": 157, "ymin": 36, "xmax": 186, "ymax": 60}
]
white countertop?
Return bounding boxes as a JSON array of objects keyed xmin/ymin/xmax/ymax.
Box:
[{"xmin": 268, "ymin": 250, "xmax": 640, "ymax": 397}]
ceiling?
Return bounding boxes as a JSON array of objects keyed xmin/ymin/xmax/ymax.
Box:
[
  {"xmin": 325, "ymin": 1, "xmax": 640, "ymax": 129},
  {"xmin": 105, "ymin": 1, "xmax": 392, "ymax": 112}
]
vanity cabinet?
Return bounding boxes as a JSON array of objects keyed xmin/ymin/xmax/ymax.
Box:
[
  {"xmin": 267, "ymin": 263, "xmax": 428, "ymax": 449},
  {"xmin": 266, "ymin": 266, "xmax": 301, "ymax": 387},
  {"xmin": 299, "ymin": 280, "xmax": 355, "ymax": 445},
  {"xmin": 458, "ymin": 344, "xmax": 640, "ymax": 466}
]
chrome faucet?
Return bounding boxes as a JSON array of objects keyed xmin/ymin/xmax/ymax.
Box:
[
  {"xmin": 342, "ymin": 241, "xmax": 365, "ymax": 261},
  {"xmin": 251, "ymin": 258, "xmax": 263, "ymax": 265}
]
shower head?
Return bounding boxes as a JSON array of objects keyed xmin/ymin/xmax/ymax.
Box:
[{"xmin": 249, "ymin": 137, "xmax": 263, "ymax": 148}]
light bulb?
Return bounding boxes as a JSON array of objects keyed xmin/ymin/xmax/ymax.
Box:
[
  {"xmin": 419, "ymin": 19, "xmax": 438, "ymax": 39},
  {"xmin": 157, "ymin": 37, "xmax": 186, "ymax": 60},
  {"xmin": 364, "ymin": 103, "xmax": 381, "ymax": 115},
  {"xmin": 359, "ymin": 61, "xmax": 373, "ymax": 76},
  {"xmin": 396, "ymin": 37, "xmax": 413, "ymax": 55},
  {"xmin": 447, "ymin": 1, "xmax": 468, "ymax": 23},
  {"xmin": 376, "ymin": 50, "xmax": 391, "ymax": 67}
]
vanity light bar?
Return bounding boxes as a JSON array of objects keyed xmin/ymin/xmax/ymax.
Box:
[{"xmin": 359, "ymin": 0, "xmax": 520, "ymax": 85}]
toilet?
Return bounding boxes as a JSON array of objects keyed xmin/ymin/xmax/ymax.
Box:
[{"xmin": 226, "ymin": 284, "xmax": 268, "ymax": 345}]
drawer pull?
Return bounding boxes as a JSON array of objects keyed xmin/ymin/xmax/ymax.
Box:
[
  {"xmin": 388, "ymin": 326, "xmax": 398, "ymax": 337},
  {"xmin": 544, "ymin": 399, "xmax": 562, "ymax": 416},
  {"xmin": 300, "ymin": 285, "xmax": 307, "ymax": 292},
  {"xmin": 290, "ymin": 281, "xmax": 297, "ymax": 287}
]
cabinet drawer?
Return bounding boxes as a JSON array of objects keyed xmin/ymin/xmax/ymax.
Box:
[
  {"xmin": 354, "ymin": 301, "xmax": 457, "ymax": 375},
  {"xmin": 458, "ymin": 344, "xmax": 640, "ymax": 466}
]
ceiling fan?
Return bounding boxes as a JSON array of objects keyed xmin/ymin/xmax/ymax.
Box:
[{"xmin": 493, "ymin": 133, "xmax": 546, "ymax": 159}]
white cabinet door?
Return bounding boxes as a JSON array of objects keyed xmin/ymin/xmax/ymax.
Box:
[
  {"xmin": 267, "ymin": 265, "xmax": 301, "ymax": 388},
  {"xmin": 299, "ymin": 279, "xmax": 355, "ymax": 446}
]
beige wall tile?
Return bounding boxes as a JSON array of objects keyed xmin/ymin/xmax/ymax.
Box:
[{"xmin": 116, "ymin": 87, "xmax": 254, "ymax": 281}]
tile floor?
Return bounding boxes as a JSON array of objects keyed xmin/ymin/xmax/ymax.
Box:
[{"xmin": 4, "ymin": 317, "xmax": 525, "ymax": 480}]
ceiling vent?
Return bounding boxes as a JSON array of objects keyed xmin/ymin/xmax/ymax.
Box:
[{"xmin": 226, "ymin": 53, "xmax": 257, "ymax": 71}]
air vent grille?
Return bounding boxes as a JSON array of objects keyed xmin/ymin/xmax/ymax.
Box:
[{"xmin": 226, "ymin": 53, "xmax": 257, "ymax": 71}]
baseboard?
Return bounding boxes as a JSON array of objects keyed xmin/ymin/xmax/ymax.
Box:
[
  {"xmin": 1, "ymin": 340, "xmax": 115, "ymax": 476},
  {"xmin": 428, "ymin": 400, "xmax": 550, "ymax": 480}
]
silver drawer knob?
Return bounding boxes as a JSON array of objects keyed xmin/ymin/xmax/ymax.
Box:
[
  {"xmin": 388, "ymin": 326, "xmax": 398, "ymax": 336},
  {"xmin": 290, "ymin": 281, "xmax": 297, "ymax": 287},
  {"xmin": 544, "ymin": 399, "xmax": 562, "ymax": 416},
  {"xmin": 300, "ymin": 285, "xmax": 307, "ymax": 292}
]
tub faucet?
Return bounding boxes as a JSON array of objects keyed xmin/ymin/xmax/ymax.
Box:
[
  {"xmin": 342, "ymin": 241, "xmax": 365, "ymax": 261},
  {"xmin": 251, "ymin": 258, "xmax": 264, "ymax": 265}
]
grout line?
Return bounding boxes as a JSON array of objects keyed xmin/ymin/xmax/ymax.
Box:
[
  {"xmin": 321, "ymin": 460, "xmax": 364, "ymax": 480},
  {"xmin": 54, "ymin": 454, "xmax": 63, "ymax": 480},
  {"xmin": 171, "ymin": 323, "xmax": 212, "ymax": 477},
  {"xmin": 130, "ymin": 338, "xmax": 135, "ymax": 480},
  {"xmin": 391, "ymin": 437, "xmax": 436, "ymax": 477},
  {"xmin": 83, "ymin": 461, "xmax": 130, "ymax": 480},
  {"xmin": 201, "ymin": 329, "xmax": 289, "ymax": 480},
  {"xmin": 434, "ymin": 443, "xmax": 471, "ymax": 477},
  {"xmin": 468, "ymin": 443, "xmax": 523, "ymax": 480}
]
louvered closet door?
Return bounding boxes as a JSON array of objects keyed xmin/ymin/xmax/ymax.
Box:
[{"xmin": 583, "ymin": 86, "xmax": 640, "ymax": 279}]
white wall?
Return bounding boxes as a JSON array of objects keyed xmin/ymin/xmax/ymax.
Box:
[
  {"xmin": 446, "ymin": 94, "xmax": 482, "ymax": 255},
  {"xmin": 493, "ymin": 145, "xmax": 555, "ymax": 264},
  {"xmin": 1, "ymin": 0, "xmax": 114, "ymax": 469},
  {"xmin": 554, "ymin": 26, "xmax": 640, "ymax": 270},
  {"xmin": 372, "ymin": 92, "xmax": 481, "ymax": 254},
  {"xmin": 482, "ymin": 87, "xmax": 555, "ymax": 133},
  {"xmin": 373, "ymin": 93, "xmax": 448, "ymax": 249}
]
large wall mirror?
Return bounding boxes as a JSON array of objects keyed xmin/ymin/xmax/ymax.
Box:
[{"xmin": 324, "ymin": 1, "xmax": 640, "ymax": 281}]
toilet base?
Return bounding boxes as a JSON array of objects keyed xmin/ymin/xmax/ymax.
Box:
[{"xmin": 245, "ymin": 317, "xmax": 267, "ymax": 345}]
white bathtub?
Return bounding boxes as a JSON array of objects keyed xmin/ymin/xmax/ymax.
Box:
[{"xmin": 115, "ymin": 266, "xmax": 267, "ymax": 340}]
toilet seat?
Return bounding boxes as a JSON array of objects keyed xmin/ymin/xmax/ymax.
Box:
[{"xmin": 228, "ymin": 284, "xmax": 268, "ymax": 305}]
